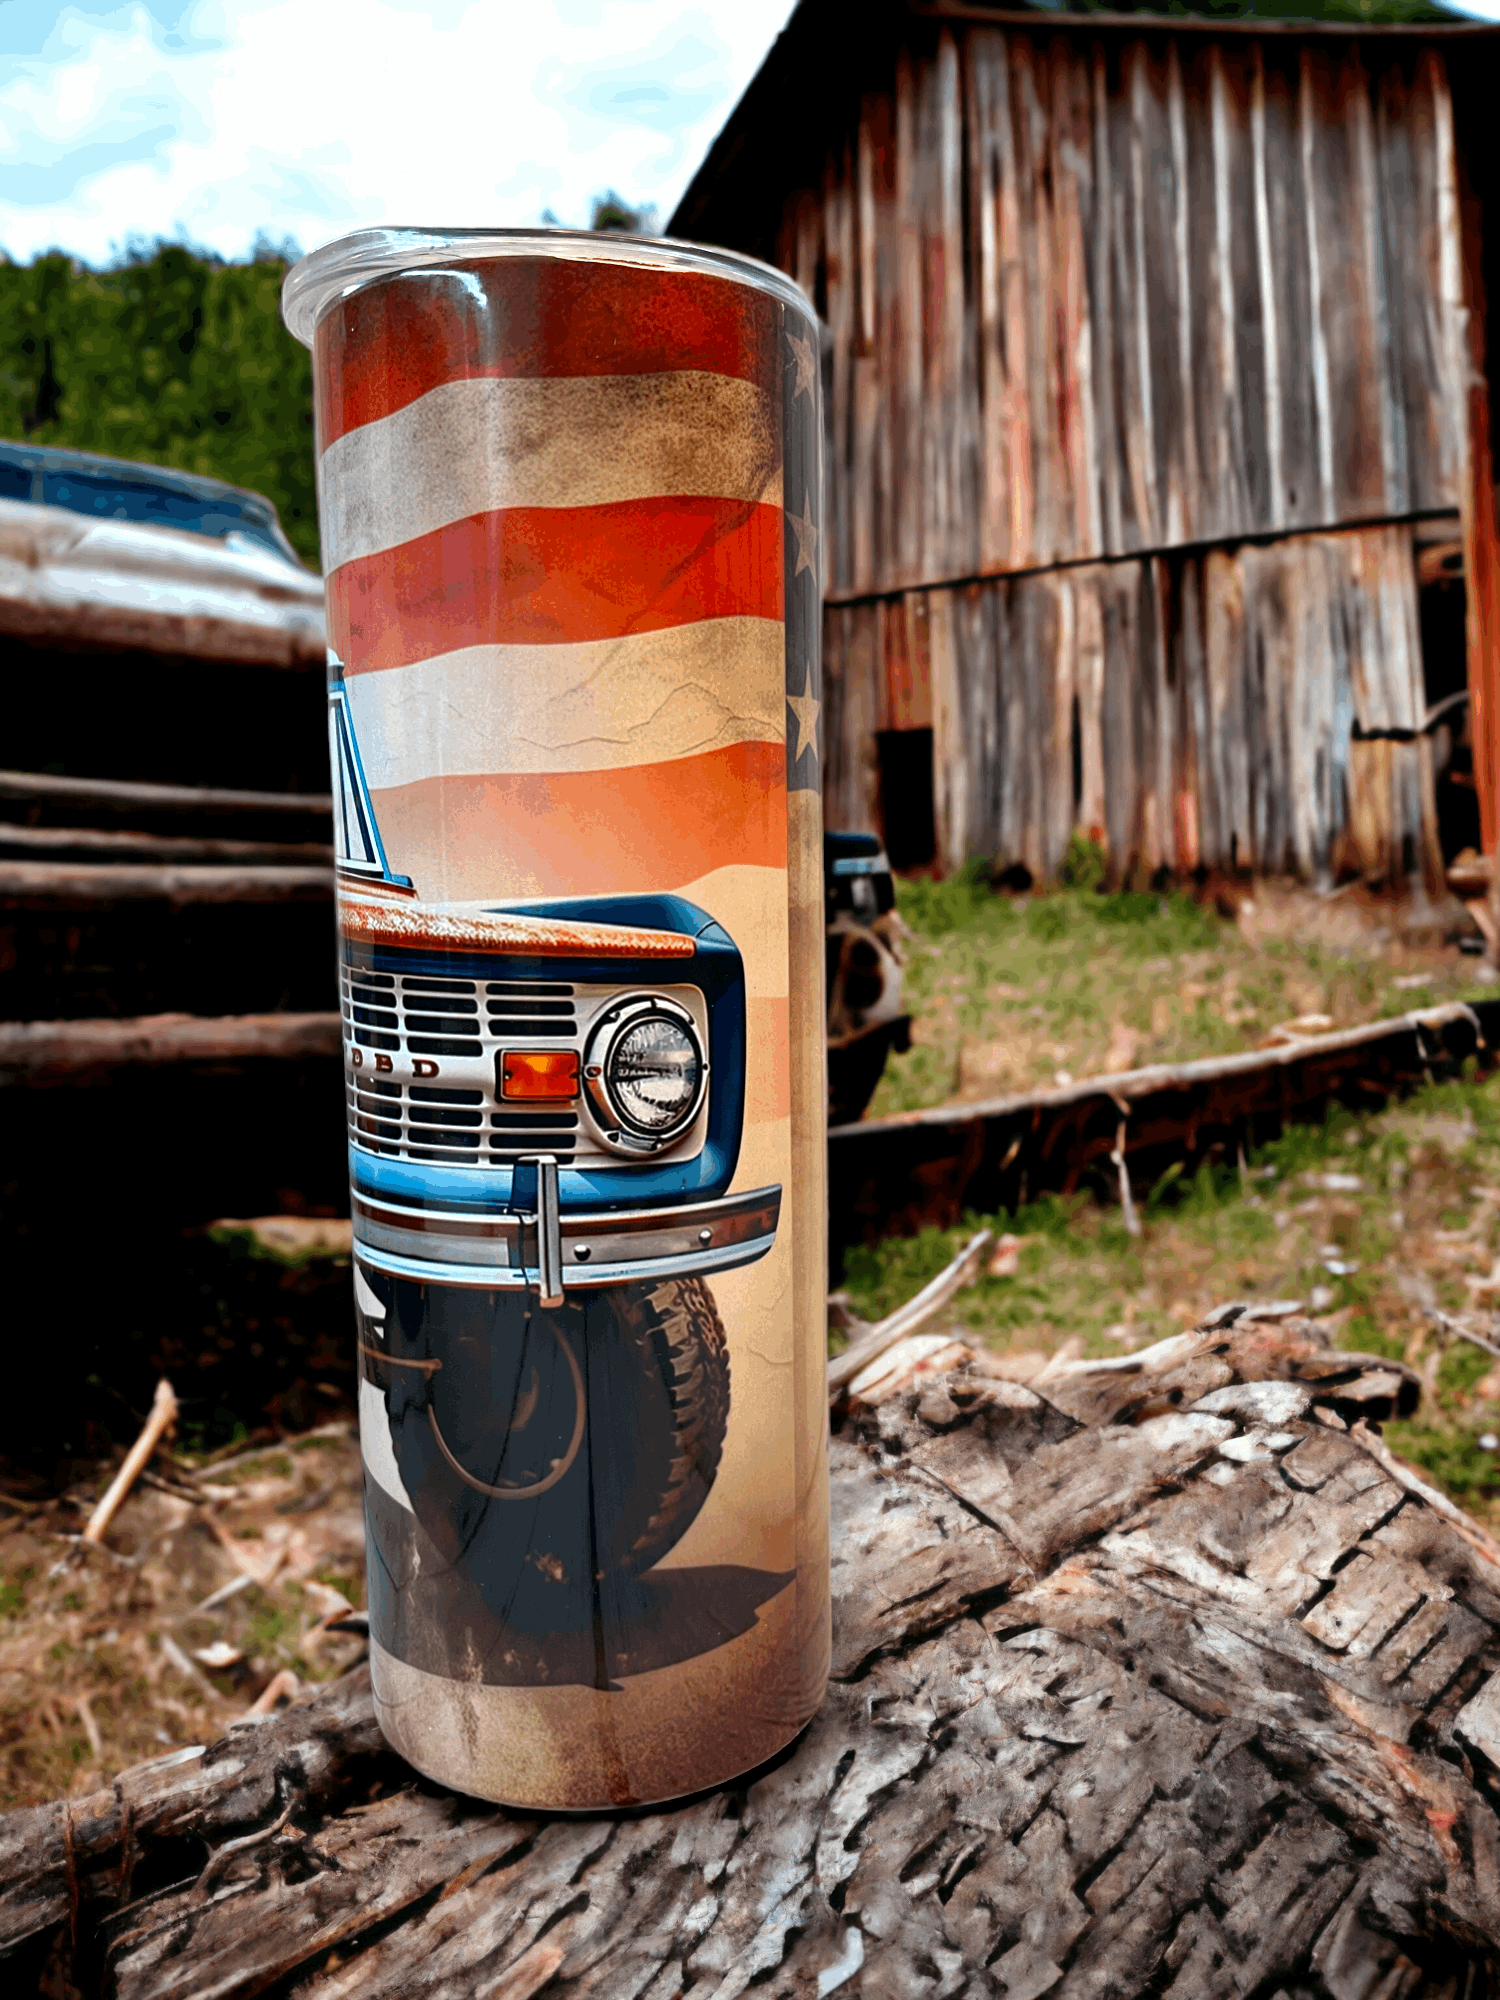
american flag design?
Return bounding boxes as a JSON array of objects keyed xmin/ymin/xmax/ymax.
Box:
[{"xmin": 306, "ymin": 245, "xmax": 828, "ymax": 1806}]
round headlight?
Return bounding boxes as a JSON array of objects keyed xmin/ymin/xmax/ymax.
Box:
[{"xmin": 606, "ymin": 1012, "xmax": 702, "ymax": 1137}]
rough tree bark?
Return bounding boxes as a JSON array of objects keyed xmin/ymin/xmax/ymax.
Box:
[{"xmin": 4, "ymin": 1312, "xmax": 1500, "ymax": 1999}]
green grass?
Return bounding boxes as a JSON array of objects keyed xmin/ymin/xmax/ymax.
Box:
[
  {"xmin": 840, "ymin": 1068, "xmax": 1500, "ymax": 1522},
  {"xmin": 868, "ymin": 875, "xmax": 1493, "ymax": 1118}
]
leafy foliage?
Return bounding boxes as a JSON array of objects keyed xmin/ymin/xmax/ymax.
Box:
[{"xmin": 0, "ymin": 240, "xmax": 320, "ymax": 566}]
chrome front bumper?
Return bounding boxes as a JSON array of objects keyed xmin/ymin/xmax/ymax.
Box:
[{"xmin": 351, "ymin": 1175, "xmax": 782, "ymax": 1292}]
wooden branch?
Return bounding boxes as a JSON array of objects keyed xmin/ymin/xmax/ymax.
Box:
[
  {"xmin": 7, "ymin": 1315, "xmax": 1499, "ymax": 1997},
  {"xmin": 0, "ymin": 770, "xmax": 332, "ymax": 824},
  {"xmin": 827, "ymin": 1227, "xmax": 993, "ymax": 1391},
  {"xmin": 0, "ymin": 1013, "xmax": 342, "ymax": 1085},
  {"xmin": 1427, "ymin": 1304, "xmax": 1500, "ymax": 1365},
  {"xmin": 83, "ymin": 1380, "xmax": 179, "ymax": 1546},
  {"xmin": 0, "ymin": 861, "xmax": 334, "ymax": 906}
]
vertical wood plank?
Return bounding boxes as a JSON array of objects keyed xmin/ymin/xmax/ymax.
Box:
[
  {"xmin": 895, "ymin": 51, "xmax": 922, "ymax": 586},
  {"xmin": 1180, "ymin": 554, "xmax": 1216, "ymax": 867},
  {"xmin": 1307, "ymin": 45, "xmax": 1387, "ymax": 523},
  {"xmin": 824, "ymin": 154, "xmax": 854, "ymax": 601},
  {"xmin": 1134, "ymin": 558, "xmax": 1164, "ymax": 873},
  {"xmin": 1209, "ymin": 48, "xmax": 1247, "ymax": 537},
  {"xmin": 967, "ymin": 29, "xmax": 1007, "ymax": 573},
  {"xmin": 955, "ymin": 581, "xmax": 1000, "ymax": 861},
  {"xmin": 1124, "ymin": 40, "xmax": 1160, "ymax": 549},
  {"xmin": 851, "ymin": 602, "xmax": 885, "ymax": 834},
  {"xmin": 857, "ymin": 110, "xmax": 878, "ymax": 357},
  {"xmin": 1204, "ymin": 546, "xmax": 1249, "ymax": 871},
  {"xmin": 930, "ymin": 587, "xmax": 965, "ymax": 871},
  {"xmin": 1048, "ymin": 574, "xmax": 1077, "ymax": 875},
  {"xmin": 1263, "ymin": 46, "xmax": 1318, "ymax": 533},
  {"xmin": 1385, "ymin": 55, "xmax": 1453, "ymax": 515},
  {"xmin": 1151, "ymin": 556, "xmax": 1176, "ymax": 871},
  {"xmin": 1353, "ymin": 62, "xmax": 1407, "ymax": 515},
  {"xmin": 1407, "ymin": 52, "xmax": 1464, "ymax": 510},
  {"xmin": 1167, "ymin": 41, "xmax": 1200, "ymax": 550},
  {"xmin": 1014, "ymin": 34, "xmax": 1058, "ymax": 568},
  {"xmin": 1053, "ymin": 38, "xmax": 1101, "ymax": 561},
  {"xmin": 1101, "ymin": 565, "xmax": 1141, "ymax": 878},
  {"xmin": 1438, "ymin": 58, "xmax": 1500, "ymax": 859},
  {"xmin": 1287, "ymin": 538, "xmax": 1328, "ymax": 884},
  {"xmin": 1090, "ymin": 40, "xmax": 1122, "ymax": 556},
  {"xmin": 1028, "ymin": 578, "xmax": 1059, "ymax": 874},
  {"xmin": 934, "ymin": 31, "xmax": 970, "ymax": 583},
  {"xmin": 997, "ymin": 34, "xmax": 1034, "ymax": 571},
  {"xmin": 1251, "ymin": 45, "xmax": 1286, "ymax": 534},
  {"xmin": 860, "ymin": 92, "xmax": 897, "ymax": 595},
  {"xmin": 1299, "ymin": 50, "xmax": 1337, "ymax": 524},
  {"xmin": 874, "ymin": 599, "xmax": 893, "ymax": 734},
  {"xmin": 1076, "ymin": 570, "xmax": 1107, "ymax": 847}
]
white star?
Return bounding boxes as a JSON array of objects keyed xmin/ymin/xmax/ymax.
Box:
[
  {"xmin": 788, "ymin": 491, "xmax": 817, "ymax": 578},
  {"xmin": 788, "ymin": 665, "xmax": 820, "ymax": 764},
  {"xmin": 787, "ymin": 328, "xmax": 817, "ymax": 402}
]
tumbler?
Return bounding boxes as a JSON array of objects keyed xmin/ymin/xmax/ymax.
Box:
[{"xmin": 282, "ymin": 230, "xmax": 830, "ymax": 1807}]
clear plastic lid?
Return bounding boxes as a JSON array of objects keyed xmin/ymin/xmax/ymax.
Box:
[{"xmin": 281, "ymin": 227, "xmax": 815, "ymax": 349}]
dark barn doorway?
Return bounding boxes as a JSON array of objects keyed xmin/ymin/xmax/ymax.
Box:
[{"xmin": 875, "ymin": 727, "xmax": 936, "ymax": 872}]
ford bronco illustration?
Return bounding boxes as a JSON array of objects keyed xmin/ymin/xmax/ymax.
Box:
[
  {"xmin": 332, "ymin": 669, "xmax": 778, "ymax": 1620},
  {"xmin": 330, "ymin": 674, "xmax": 781, "ymax": 1301}
]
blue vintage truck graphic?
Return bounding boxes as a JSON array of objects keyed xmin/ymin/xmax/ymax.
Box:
[{"xmin": 329, "ymin": 674, "xmax": 782, "ymax": 1300}]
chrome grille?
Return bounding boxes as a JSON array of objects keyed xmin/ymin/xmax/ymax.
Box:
[{"xmin": 340, "ymin": 965, "xmax": 707, "ymax": 1172}]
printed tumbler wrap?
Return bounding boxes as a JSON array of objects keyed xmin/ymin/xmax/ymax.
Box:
[{"xmin": 301, "ymin": 242, "xmax": 829, "ymax": 1808}]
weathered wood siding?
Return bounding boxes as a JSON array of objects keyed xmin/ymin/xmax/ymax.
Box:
[
  {"xmin": 825, "ymin": 521, "xmax": 1441, "ymax": 888},
  {"xmin": 789, "ymin": 27, "xmax": 1465, "ymax": 601}
]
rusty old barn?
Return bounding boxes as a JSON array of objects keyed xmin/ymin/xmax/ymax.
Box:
[{"xmin": 670, "ymin": 2, "xmax": 1500, "ymax": 892}]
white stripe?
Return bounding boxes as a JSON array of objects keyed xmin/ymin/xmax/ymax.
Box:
[
  {"xmin": 321, "ymin": 371, "xmax": 782, "ymax": 573},
  {"xmin": 345, "ymin": 617, "xmax": 785, "ymax": 787},
  {"xmin": 359, "ymin": 1378, "xmax": 414, "ymax": 1513}
]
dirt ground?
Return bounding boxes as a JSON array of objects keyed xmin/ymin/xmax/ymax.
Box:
[{"xmin": 0, "ymin": 1423, "xmax": 367, "ymax": 1808}]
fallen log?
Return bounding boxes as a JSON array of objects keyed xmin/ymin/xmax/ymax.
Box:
[
  {"xmin": 0, "ymin": 822, "xmax": 335, "ymax": 866},
  {"xmin": 0, "ymin": 769, "xmax": 333, "ymax": 825},
  {"xmin": 0, "ymin": 861, "xmax": 334, "ymax": 906},
  {"xmin": 5, "ymin": 1313, "xmax": 1499, "ymax": 1998},
  {"xmin": 0, "ymin": 1012, "xmax": 343, "ymax": 1085},
  {"xmin": 829, "ymin": 999, "xmax": 1499, "ymax": 1263}
]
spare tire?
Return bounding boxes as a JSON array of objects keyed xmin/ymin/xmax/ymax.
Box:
[
  {"xmin": 610, "ymin": 1277, "xmax": 732, "ymax": 1571},
  {"xmin": 359, "ymin": 1265, "xmax": 732, "ymax": 1630}
]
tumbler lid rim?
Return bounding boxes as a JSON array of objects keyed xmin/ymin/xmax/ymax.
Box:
[{"xmin": 281, "ymin": 227, "xmax": 817, "ymax": 348}]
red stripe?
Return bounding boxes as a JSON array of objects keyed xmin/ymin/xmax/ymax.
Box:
[
  {"xmin": 328, "ymin": 498, "xmax": 785, "ymax": 674},
  {"xmin": 372, "ymin": 740, "xmax": 788, "ymax": 902},
  {"xmin": 315, "ymin": 258, "xmax": 782, "ymax": 451}
]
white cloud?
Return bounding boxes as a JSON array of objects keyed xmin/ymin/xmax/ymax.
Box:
[{"xmin": 0, "ymin": 0, "xmax": 794, "ymax": 265}]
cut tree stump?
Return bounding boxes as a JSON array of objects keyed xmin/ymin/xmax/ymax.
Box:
[{"xmin": 6, "ymin": 1311, "xmax": 1500, "ymax": 1998}]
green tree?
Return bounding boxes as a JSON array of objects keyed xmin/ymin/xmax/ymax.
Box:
[{"xmin": 0, "ymin": 241, "xmax": 320, "ymax": 566}]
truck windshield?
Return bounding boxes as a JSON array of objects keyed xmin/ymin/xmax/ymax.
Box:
[{"xmin": 0, "ymin": 441, "xmax": 305, "ymax": 567}]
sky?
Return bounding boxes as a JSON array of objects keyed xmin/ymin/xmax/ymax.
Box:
[{"xmin": 0, "ymin": 0, "xmax": 799, "ymax": 267}]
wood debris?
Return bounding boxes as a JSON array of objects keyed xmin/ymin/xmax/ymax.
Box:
[{"xmin": 82, "ymin": 1379, "xmax": 178, "ymax": 1546}]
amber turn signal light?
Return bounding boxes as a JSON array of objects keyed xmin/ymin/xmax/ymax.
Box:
[{"xmin": 500, "ymin": 1049, "xmax": 581, "ymax": 1101}]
